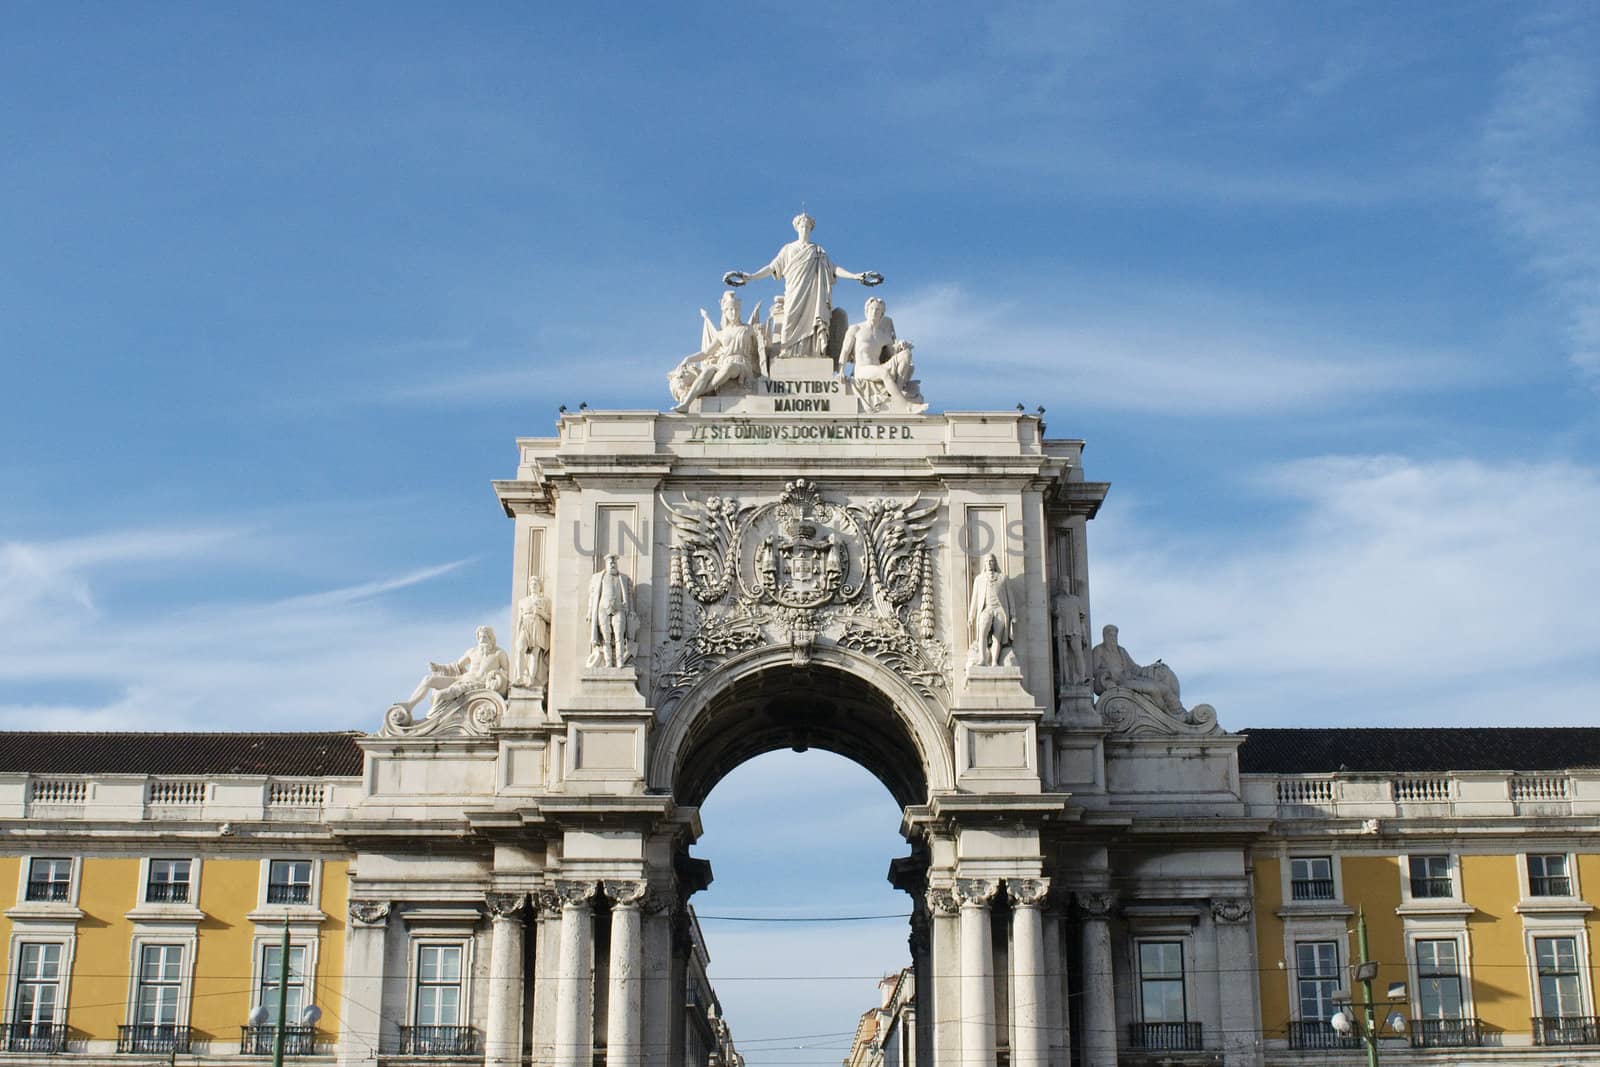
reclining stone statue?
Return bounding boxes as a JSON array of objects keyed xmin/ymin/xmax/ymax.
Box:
[
  {"xmin": 1091, "ymin": 623, "xmax": 1187, "ymax": 719},
  {"xmin": 838, "ymin": 298, "xmax": 927, "ymax": 412},
  {"xmin": 669, "ymin": 291, "xmax": 767, "ymax": 410},
  {"xmin": 384, "ymin": 625, "xmax": 510, "ymax": 736}
]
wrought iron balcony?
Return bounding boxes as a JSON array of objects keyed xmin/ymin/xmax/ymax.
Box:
[
  {"xmin": 1409, "ymin": 877, "xmax": 1454, "ymax": 898},
  {"xmin": 241, "ymin": 1025, "xmax": 316, "ymax": 1055},
  {"xmin": 1290, "ymin": 878, "xmax": 1335, "ymax": 901},
  {"xmin": 266, "ymin": 883, "xmax": 311, "ymax": 904},
  {"xmin": 1128, "ymin": 1021, "xmax": 1202, "ymax": 1051},
  {"xmin": 24, "ymin": 880, "xmax": 70, "ymax": 902},
  {"xmin": 146, "ymin": 882, "xmax": 190, "ymax": 903},
  {"xmin": 1534, "ymin": 1015, "xmax": 1600, "ymax": 1045},
  {"xmin": 1287, "ymin": 1020, "xmax": 1360, "ymax": 1050},
  {"xmin": 2, "ymin": 1022, "xmax": 67, "ymax": 1053},
  {"xmin": 1530, "ymin": 876, "xmax": 1574, "ymax": 897},
  {"xmin": 117, "ymin": 1024, "xmax": 191, "ymax": 1054},
  {"xmin": 397, "ymin": 1026, "xmax": 479, "ymax": 1056},
  {"xmin": 1410, "ymin": 1018, "xmax": 1482, "ymax": 1047}
]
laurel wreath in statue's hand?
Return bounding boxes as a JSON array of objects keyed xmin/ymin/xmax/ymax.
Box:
[
  {"xmin": 860, "ymin": 271, "xmax": 884, "ymax": 287},
  {"xmin": 722, "ymin": 271, "xmax": 748, "ymax": 287}
]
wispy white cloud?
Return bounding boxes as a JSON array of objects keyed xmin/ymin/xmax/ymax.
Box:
[
  {"xmin": 895, "ymin": 283, "xmax": 1475, "ymax": 416},
  {"xmin": 1090, "ymin": 455, "xmax": 1600, "ymax": 726},
  {"xmin": 1481, "ymin": 4, "xmax": 1600, "ymax": 382}
]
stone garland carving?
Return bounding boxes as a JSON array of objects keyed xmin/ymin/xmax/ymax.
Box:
[
  {"xmin": 924, "ymin": 887, "xmax": 959, "ymax": 918},
  {"xmin": 1075, "ymin": 891, "xmax": 1117, "ymax": 919},
  {"xmin": 954, "ymin": 878, "xmax": 1001, "ymax": 908},
  {"xmin": 603, "ymin": 880, "xmax": 649, "ymax": 908},
  {"xmin": 348, "ymin": 900, "xmax": 392, "ymax": 927},
  {"xmin": 382, "ymin": 625, "xmax": 509, "ymax": 737},
  {"xmin": 484, "ymin": 892, "xmax": 528, "ymax": 919},
  {"xmin": 1092, "ymin": 623, "xmax": 1220, "ymax": 736},
  {"xmin": 1006, "ymin": 877, "xmax": 1051, "ymax": 908},
  {"xmin": 1210, "ymin": 898, "xmax": 1252, "ymax": 924},
  {"xmin": 533, "ymin": 889, "xmax": 563, "ymax": 921},
  {"xmin": 656, "ymin": 480, "xmax": 948, "ymax": 708}
]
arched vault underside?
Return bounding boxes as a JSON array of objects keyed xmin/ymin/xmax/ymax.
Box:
[{"xmin": 651, "ymin": 645, "xmax": 954, "ymax": 811}]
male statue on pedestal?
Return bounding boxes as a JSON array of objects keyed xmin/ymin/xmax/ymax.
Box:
[
  {"xmin": 724, "ymin": 212, "xmax": 881, "ymax": 360},
  {"xmin": 1052, "ymin": 576, "xmax": 1089, "ymax": 689},
  {"xmin": 967, "ymin": 553, "xmax": 1017, "ymax": 667},
  {"xmin": 513, "ymin": 575, "xmax": 551, "ymax": 689},
  {"xmin": 396, "ymin": 626, "xmax": 511, "ymax": 715},
  {"xmin": 586, "ymin": 554, "xmax": 636, "ymax": 668},
  {"xmin": 1091, "ymin": 624, "xmax": 1185, "ymax": 718}
]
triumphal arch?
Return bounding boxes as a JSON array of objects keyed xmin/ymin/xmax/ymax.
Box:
[{"xmin": 341, "ymin": 216, "xmax": 1262, "ymax": 1067}]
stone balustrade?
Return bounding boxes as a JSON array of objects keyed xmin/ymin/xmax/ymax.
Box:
[
  {"xmin": 0, "ymin": 772, "xmax": 358, "ymax": 822},
  {"xmin": 1245, "ymin": 769, "xmax": 1599, "ymax": 820}
]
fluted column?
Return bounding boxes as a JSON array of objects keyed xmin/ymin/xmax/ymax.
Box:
[
  {"xmin": 553, "ymin": 881, "xmax": 597, "ymax": 1067},
  {"xmin": 339, "ymin": 900, "xmax": 391, "ymax": 1067},
  {"xmin": 1008, "ymin": 879, "xmax": 1049, "ymax": 1067},
  {"xmin": 484, "ymin": 893, "xmax": 528, "ymax": 1067},
  {"xmin": 604, "ymin": 881, "xmax": 646, "ymax": 1067},
  {"xmin": 955, "ymin": 878, "xmax": 1000, "ymax": 1067},
  {"xmin": 1076, "ymin": 892, "xmax": 1117, "ymax": 1067}
]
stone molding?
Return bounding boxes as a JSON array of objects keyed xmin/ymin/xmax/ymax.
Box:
[
  {"xmin": 1007, "ymin": 877, "xmax": 1051, "ymax": 907},
  {"xmin": 484, "ymin": 892, "xmax": 527, "ymax": 920},
  {"xmin": 954, "ymin": 878, "xmax": 1001, "ymax": 908},
  {"xmin": 348, "ymin": 899, "xmax": 392, "ymax": 927},
  {"xmin": 1210, "ymin": 897, "xmax": 1252, "ymax": 924}
]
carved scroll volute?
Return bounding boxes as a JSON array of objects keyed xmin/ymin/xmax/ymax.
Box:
[{"xmin": 349, "ymin": 899, "xmax": 391, "ymax": 927}]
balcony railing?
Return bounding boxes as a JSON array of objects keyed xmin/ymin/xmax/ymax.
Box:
[
  {"xmin": 1287, "ymin": 1020, "xmax": 1361, "ymax": 1050},
  {"xmin": 1534, "ymin": 1015, "xmax": 1600, "ymax": 1046},
  {"xmin": 1530, "ymin": 876, "xmax": 1574, "ymax": 897},
  {"xmin": 1128, "ymin": 1021, "xmax": 1202, "ymax": 1051},
  {"xmin": 117, "ymin": 1024, "xmax": 191, "ymax": 1054},
  {"xmin": 266, "ymin": 883, "xmax": 311, "ymax": 905},
  {"xmin": 24, "ymin": 880, "xmax": 70, "ymax": 902},
  {"xmin": 2, "ymin": 1022, "xmax": 67, "ymax": 1053},
  {"xmin": 397, "ymin": 1026, "xmax": 479, "ymax": 1056},
  {"xmin": 1410, "ymin": 877, "xmax": 1454, "ymax": 898},
  {"xmin": 1410, "ymin": 1018, "xmax": 1482, "ymax": 1047},
  {"xmin": 146, "ymin": 882, "xmax": 190, "ymax": 903},
  {"xmin": 1290, "ymin": 878, "xmax": 1335, "ymax": 901},
  {"xmin": 241, "ymin": 1025, "xmax": 316, "ymax": 1055}
]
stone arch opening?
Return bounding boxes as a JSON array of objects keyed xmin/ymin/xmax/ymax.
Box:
[{"xmin": 650, "ymin": 645, "xmax": 954, "ymax": 810}]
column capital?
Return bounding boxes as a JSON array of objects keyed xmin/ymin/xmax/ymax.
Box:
[
  {"xmin": 954, "ymin": 877, "xmax": 1001, "ymax": 908},
  {"xmin": 348, "ymin": 899, "xmax": 392, "ymax": 927},
  {"xmin": 603, "ymin": 879, "xmax": 648, "ymax": 908},
  {"xmin": 533, "ymin": 888, "xmax": 563, "ymax": 919},
  {"xmin": 554, "ymin": 879, "xmax": 599, "ymax": 909},
  {"xmin": 1007, "ymin": 877, "xmax": 1051, "ymax": 908},
  {"xmin": 924, "ymin": 886, "xmax": 959, "ymax": 917},
  {"xmin": 1210, "ymin": 897, "xmax": 1252, "ymax": 924},
  {"xmin": 1075, "ymin": 890, "xmax": 1117, "ymax": 919},
  {"xmin": 485, "ymin": 892, "xmax": 528, "ymax": 920}
]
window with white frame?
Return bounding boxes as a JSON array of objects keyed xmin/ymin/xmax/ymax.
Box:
[
  {"xmin": 413, "ymin": 943, "xmax": 464, "ymax": 1028},
  {"xmin": 25, "ymin": 859, "xmax": 72, "ymax": 903},
  {"xmin": 1528, "ymin": 855, "xmax": 1573, "ymax": 897},
  {"xmin": 1415, "ymin": 940, "xmax": 1464, "ymax": 1019},
  {"xmin": 1295, "ymin": 941, "xmax": 1341, "ymax": 1022},
  {"xmin": 1138, "ymin": 941, "xmax": 1187, "ymax": 1022},
  {"xmin": 1290, "ymin": 857, "xmax": 1335, "ymax": 901},
  {"xmin": 134, "ymin": 944, "xmax": 184, "ymax": 1030},
  {"xmin": 256, "ymin": 944, "xmax": 307, "ymax": 1025},
  {"xmin": 266, "ymin": 861, "xmax": 313, "ymax": 905},
  {"xmin": 11, "ymin": 943, "xmax": 62, "ymax": 1030},
  {"xmin": 1534, "ymin": 937, "xmax": 1585, "ymax": 1019},
  {"xmin": 146, "ymin": 860, "xmax": 192, "ymax": 904},
  {"xmin": 1408, "ymin": 855, "xmax": 1452, "ymax": 899}
]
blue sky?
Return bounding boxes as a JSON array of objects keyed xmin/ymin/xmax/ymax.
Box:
[{"xmin": 4, "ymin": 0, "xmax": 1600, "ymax": 1055}]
